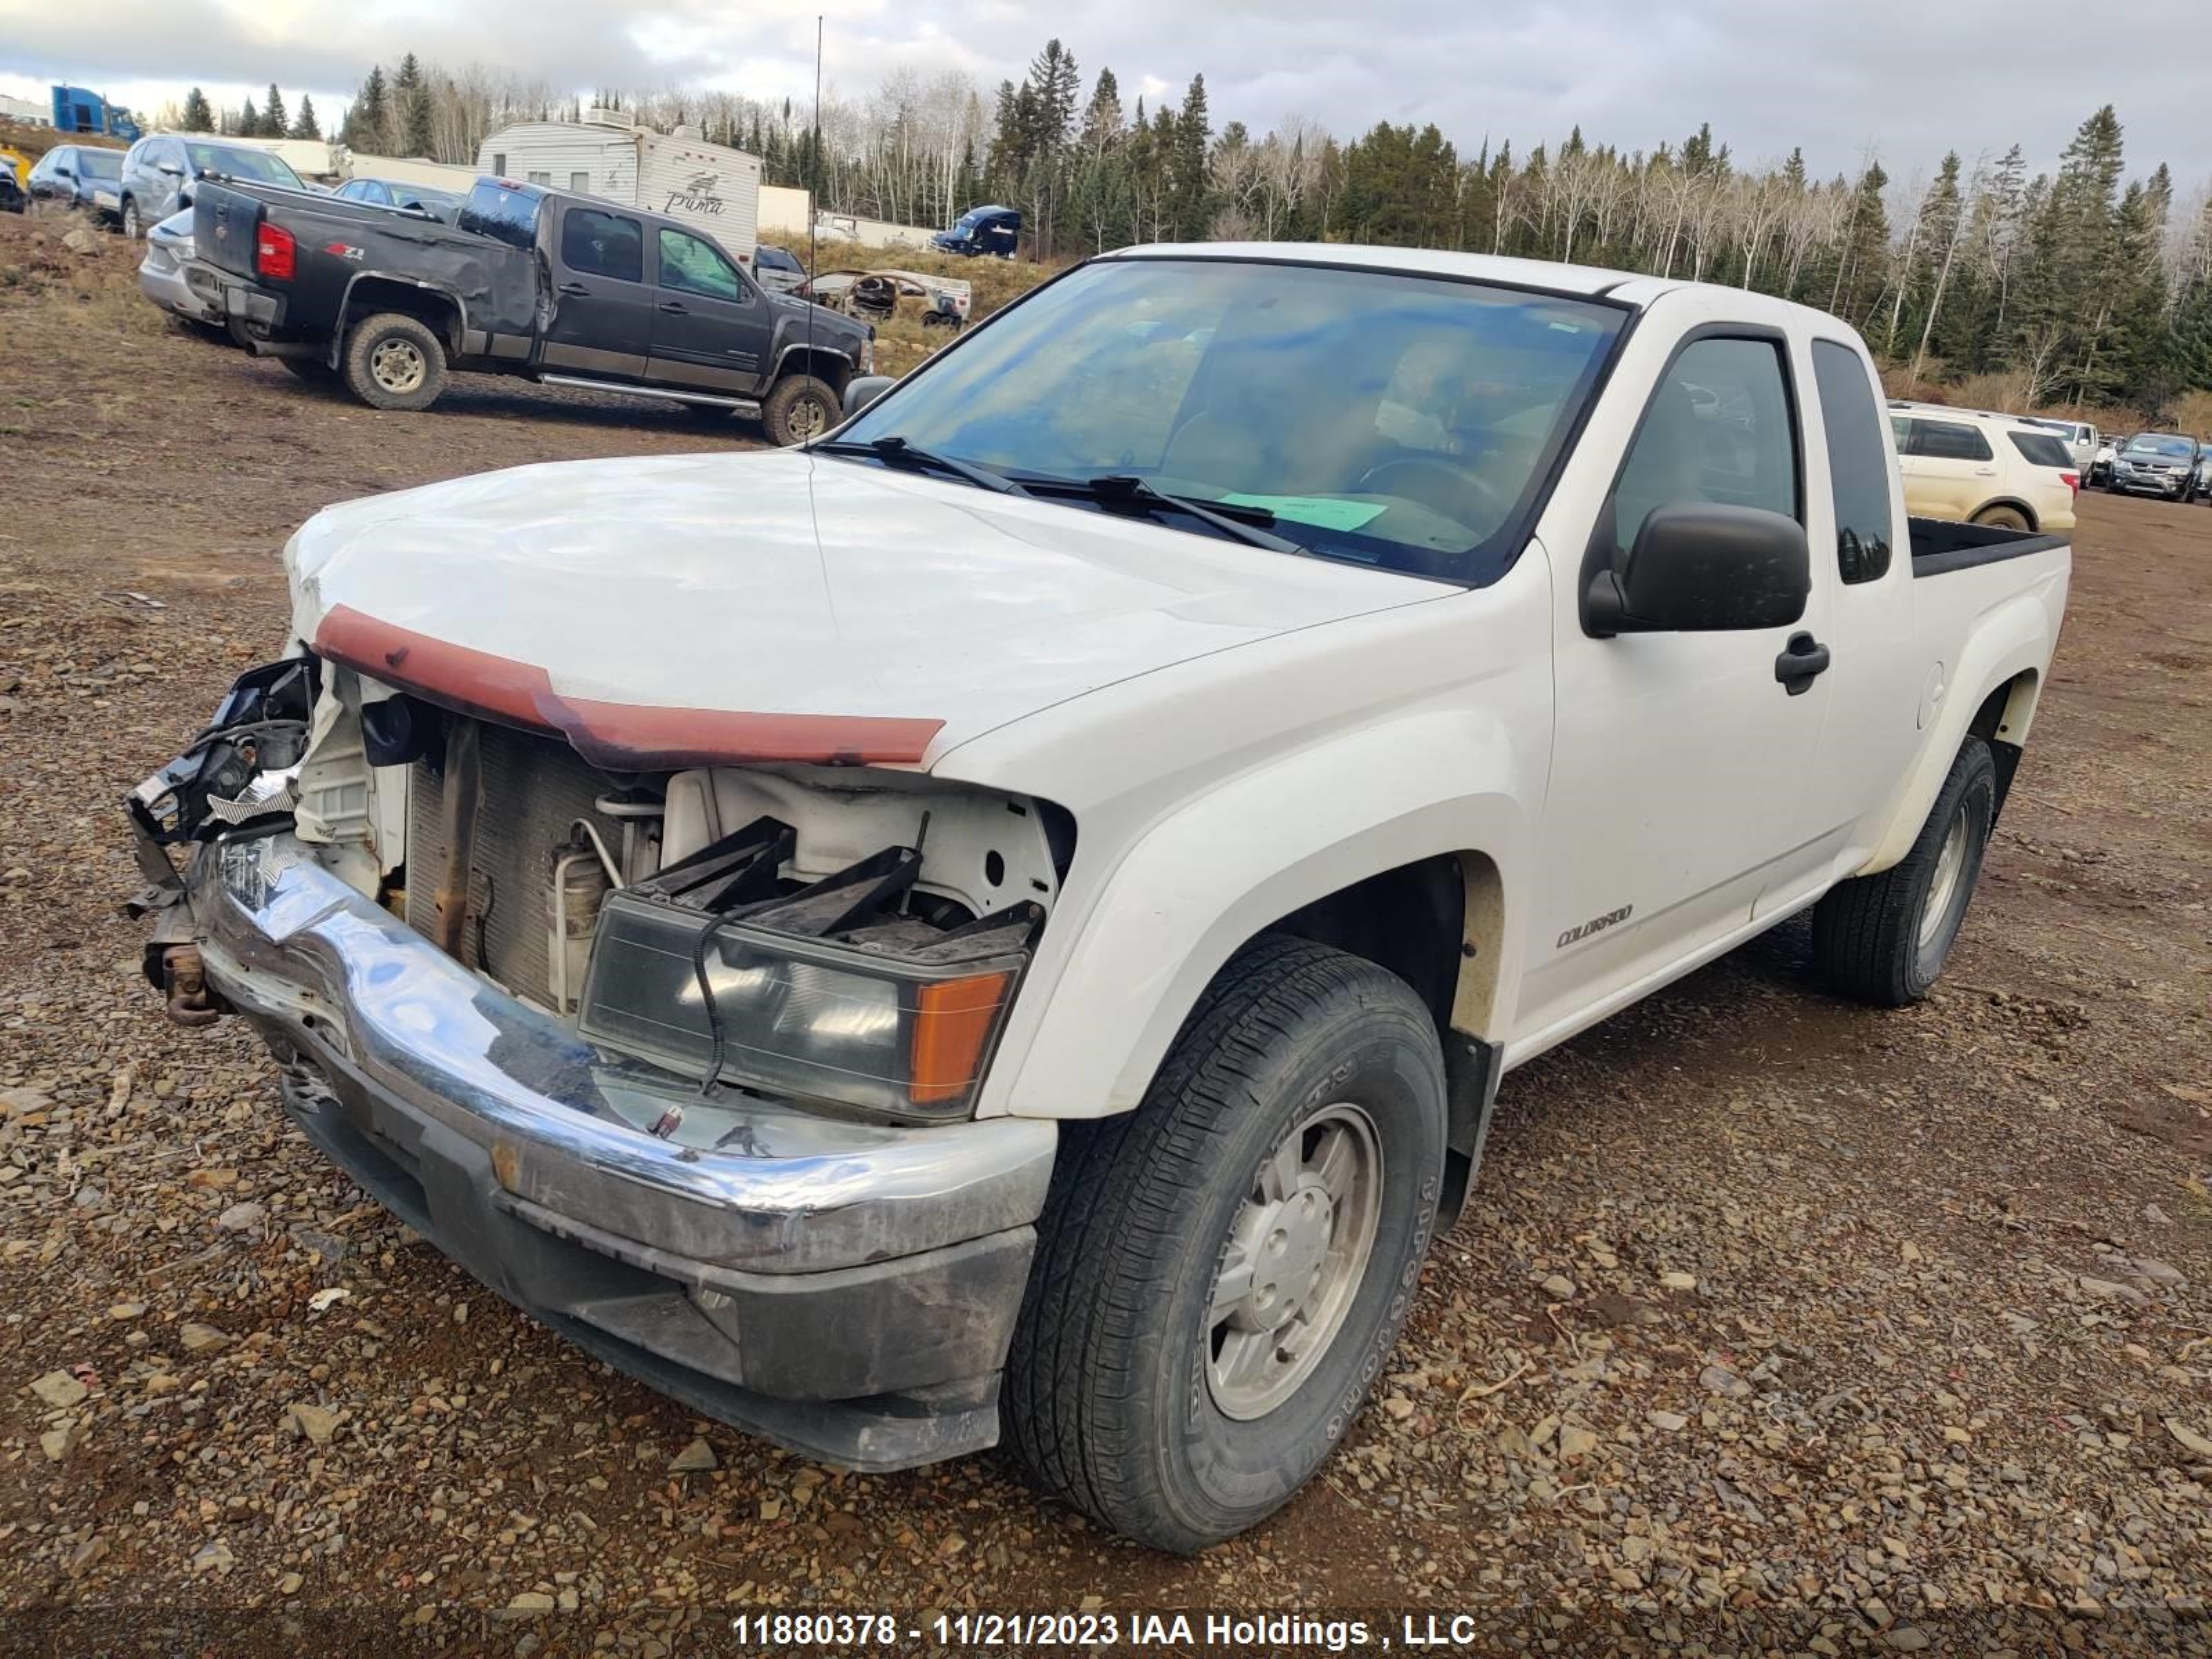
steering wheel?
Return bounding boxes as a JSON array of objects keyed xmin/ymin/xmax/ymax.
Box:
[{"xmin": 1355, "ymin": 455, "xmax": 1508, "ymax": 527}]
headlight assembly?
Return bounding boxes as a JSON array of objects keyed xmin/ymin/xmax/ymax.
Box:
[{"xmin": 577, "ymin": 816, "xmax": 1040, "ymax": 1121}]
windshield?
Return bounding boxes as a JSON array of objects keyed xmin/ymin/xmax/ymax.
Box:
[
  {"xmin": 189, "ymin": 145, "xmax": 305, "ymax": 189},
  {"xmin": 837, "ymin": 257, "xmax": 1627, "ymax": 582},
  {"xmin": 77, "ymin": 150, "xmax": 122, "ymax": 180},
  {"xmin": 2125, "ymin": 435, "xmax": 2195, "ymax": 460}
]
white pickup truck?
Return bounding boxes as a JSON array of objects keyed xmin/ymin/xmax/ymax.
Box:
[{"xmin": 130, "ymin": 243, "xmax": 2069, "ymax": 1553}]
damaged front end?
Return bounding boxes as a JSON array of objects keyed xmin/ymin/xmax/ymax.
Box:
[
  {"xmin": 129, "ymin": 655, "xmax": 1065, "ymax": 1471},
  {"xmin": 127, "ymin": 656, "xmax": 318, "ymax": 1023}
]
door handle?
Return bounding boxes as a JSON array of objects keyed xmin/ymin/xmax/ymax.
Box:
[
  {"xmin": 557, "ymin": 281, "xmax": 590, "ymax": 297},
  {"xmin": 1774, "ymin": 631, "xmax": 1831, "ymax": 695},
  {"xmin": 1973, "ymin": 465, "xmax": 1998, "ymax": 476},
  {"xmin": 657, "ymin": 300, "xmax": 688, "ymax": 315}
]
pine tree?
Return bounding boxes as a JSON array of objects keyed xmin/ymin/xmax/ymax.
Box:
[
  {"xmin": 394, "ymin": 53, "xmax": 432, "ymax": 157},
  {"xmin": 262, "ymin": 85, "xmax": 287, "ymax": 139},
  {"xmin": 237, "ymin": 97, "xmax": 259, "ymax": 140},
  {"xmin": 1170, "ymin": 75, "xmax": 1210, "ymax": 241},
  {"xmin": 290, "ymin": 95, "xmax": 320, "ymax": 141},
  {"xmin": 181, "ymin": 86, "xmax": 214, "ymax": 133},
  {"xmin": 344, "ymin": 66, "xmax": 388, "ymax": 152}
]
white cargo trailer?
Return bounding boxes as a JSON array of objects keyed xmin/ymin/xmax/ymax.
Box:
[{"xmin": 476, "ymin": 109, "xmax": 762, "ymax": 268}]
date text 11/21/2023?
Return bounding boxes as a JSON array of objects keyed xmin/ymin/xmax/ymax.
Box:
[{"xmin": 729, "ymin": 1611, "xmax": 1510, "ymax": 1649}]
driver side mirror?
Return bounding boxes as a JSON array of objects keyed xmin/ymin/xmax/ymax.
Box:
[
  {"xmin": 1583, "ymin": 502, "xmax": 1808, "ymax": 637},
  {"xmin": 842, "ymin": 375, "xmax": 895, "ymax": 418}
]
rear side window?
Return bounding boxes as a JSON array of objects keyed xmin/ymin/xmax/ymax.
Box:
[
  {"xmin": 561, "ymin": 207, "xmax": 644, "ymax": 282},
  {"xmin": 1911, "ymin": 420, "xmax": 1992, "ymax": 462},
  {"xmin": 1810, "ymin": 340, "xmax": 1894, "ymax": 585},
  {"xmin": 2007, "ymin": 431, "xmax": 2072, "ymax": 469},
  {"xmin": 458, "ymin": 181, "xmax": 541, "ymax": 250},
  {"xmin": 1611, "ymin": 335, "xmax": 1799, "ymax": 560}
]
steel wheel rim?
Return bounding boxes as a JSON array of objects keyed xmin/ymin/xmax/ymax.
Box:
[
  {"xmin": 787, "ymin": 396, "xmax": 828, "ymax": 441},
  {"xmin": 1919, "ymin": 804, "xmax": 1971, "ymax": 951},
  {"xmin": 1205, "ymin": 1103, "xmax": 1383, "ymax": 1421},
  {"xmin": 370, "ymin": 339, "xmax": 426, "ymax": 395}
]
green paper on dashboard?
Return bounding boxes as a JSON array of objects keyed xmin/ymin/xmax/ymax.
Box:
[{"xmin": 1219, "ymin": 494, "xmax": 1389, "ymax": 533}]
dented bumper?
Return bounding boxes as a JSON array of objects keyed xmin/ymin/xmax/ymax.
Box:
[{"xmin": 165, "ymin": 830, "xmax": 1057, "ymax": 1470}]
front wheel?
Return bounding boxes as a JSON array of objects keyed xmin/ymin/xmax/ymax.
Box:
[
  {"xmin": 1813, "ymin": 737, "xmax": 1998, "ymax": 1006},
  {"xmin": 1003, "ymin": 937, "xmax": 1446, "ymax": 1553},
  {"xmin": 120, "ymin": 198, "xmax": 140, "ymax": 240},
  {"xmin": 759, "ymin": 373, "xmax": 838, "ymax": 447},
  {"xmin": 340, "ymin": 312, "xmax": 447, "ymax": 411}
]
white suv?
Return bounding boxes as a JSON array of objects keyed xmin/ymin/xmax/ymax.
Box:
[{"xmin": 1888, "ymin": 402, "xmax": 2077, "ymax": 532}]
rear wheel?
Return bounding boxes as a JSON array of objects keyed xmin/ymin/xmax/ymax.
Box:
[
  {"xmin": 340, "ymin": 312, "xmax": 447, "ymax": 411},
  {"xmin": 1812, "ymin": 738, "xmax": 1998, "ymax": 1006},
  {"xmin": 1003, "ymin": 936, "xmax": 1447, "ymax": 1553},
  {"xmin": 1971, "ymin": 504, "xmax": 2031, "ymax": 531},
  {"xmin": 760, "ymin": 373, "xmax": 837, "ymax": 447}
]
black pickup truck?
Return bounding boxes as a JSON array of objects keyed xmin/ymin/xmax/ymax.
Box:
[{"xmin": 193, "ymin": 176, "xmax": 872, "ymax": 445}]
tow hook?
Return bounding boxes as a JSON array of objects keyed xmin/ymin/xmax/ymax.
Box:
[{"xmin": 160, "ymin": 944, "xmax": 224, "ymax": 1029}]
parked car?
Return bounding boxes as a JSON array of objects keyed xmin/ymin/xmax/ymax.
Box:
[
  {"xmin": 753, "ymin": 243, "xmax": 807, "ymax": 294},
  {"xmin": 117, "ymin": 135, "xmax": 310, "ymax": 239},
  {"xmin": 797, "ymin": 267, "xmax": 971, "ymax": 329},
  {"xmin": 930, "ymin": 203, "xmax": 1020, "ymax": 258},
  {"xmin": 189, "ymin": 176, "xmax": 870, "ymax": 444},
  {"xmin": 1887, "ymin": 403, "xmax": 2077, "ymax": 532},
  {"xmin": 26, "ymin": 145, "xmax": 123, "ymax": 218},
  {"xmin": 2021, "ymin": 416, "xmax": 2098, "ymax": 476},
  {"xmin": 2088, "ymin": 435, "xmax": 2119, "ymax": 485},
  {"xmin": 2195, "ymin": 450, "xmax": 2212, "ymax": 503},
  {"xmin": 131, "ymin": 243, "xmax": 2068, "ymax": 1553},
  {"xmin": 2106, "ymin": 432, "xmax": 2202, "ymax": 501},
  {"xmin": 136, "ymin": 207, "xmax": 227, "ymax": 327},
  {"xmin": 331, "ymin": 177, "xmax": 468, "ymax": 222}
]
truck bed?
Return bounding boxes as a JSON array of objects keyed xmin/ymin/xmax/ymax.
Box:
[{"xmin": 1909, "ymin": 516, "xmax": 2068, "ymax": 577}]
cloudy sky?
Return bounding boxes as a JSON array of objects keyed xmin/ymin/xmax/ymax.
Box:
[{"xmin": 3, "ymin": 0, "xmax": 2205, "ymax": 186}]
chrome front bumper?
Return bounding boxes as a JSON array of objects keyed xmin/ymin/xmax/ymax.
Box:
[{"xmin": 181, "ymin": 832, "xmax": 1058, "ymax": 1468}]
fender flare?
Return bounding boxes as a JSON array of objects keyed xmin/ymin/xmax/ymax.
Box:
[
  {"xmin": 1861, "ymin": 589, "xmax": 2050, "ymax": 872},
  {"xmin": 993, "ymin": 707, "xmax": 1534, "ymax": 1121}
]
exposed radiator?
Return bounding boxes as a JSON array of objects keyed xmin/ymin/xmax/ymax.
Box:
[{"xmin": 405, "ymin": 722, "xmax": 615, "ymax": 1005}]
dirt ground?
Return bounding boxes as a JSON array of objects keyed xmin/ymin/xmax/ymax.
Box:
[{"xmin": 1, "ymin": 215, "xmax": 2209, "ymax": 1656}]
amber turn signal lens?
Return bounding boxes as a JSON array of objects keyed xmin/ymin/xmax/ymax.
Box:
[{"xmin": 908, "ymin": 971, "xmax": 1013, "ymax": 1105}]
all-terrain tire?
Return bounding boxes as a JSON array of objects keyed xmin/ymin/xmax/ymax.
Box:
[
  {"xmin": 340, "ymin": 312, "xmax": 447, "ymax": 411},
  {"xmin": 760, "ymin": 373, "xmax": 838, "ymax": 447},
  {"xmin": 1971, "ymin": 504, "xmax": 2031, "ymax": 531},
  {"xmin": 1002, "ymin": 936, "xmax": 1447, "ymax": 1553},
  {"xmin": 1813, "ymin": 737, "xmax": 1998, "ymax": 1006}
]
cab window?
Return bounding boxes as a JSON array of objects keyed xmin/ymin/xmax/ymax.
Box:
[
  {"xmin": 1610, "ymin": 335, "xmax": 1798, "ymax": 560},
  {"xmin": 561, "ymin": 207, "xmax": 644, "ymax": 283},
  {"xmin": 657, "ymin": 227, "xmax": 744, "ymax": 301},
  {"xmin": 1810, "ymin": 339, "xmax": 1893, "ymax": 584}
]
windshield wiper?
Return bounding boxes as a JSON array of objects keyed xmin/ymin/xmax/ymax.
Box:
[
  {"xmin": 1019, "ymin": 473, "xmax": 1308, "ymax": 555},
  {"xmin": 812, "ymin": 435, "xmax": 1029, "ymax": 497}
]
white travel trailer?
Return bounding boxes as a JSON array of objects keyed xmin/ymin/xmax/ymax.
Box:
[{"xmin": 476, "ymin": 109, "xmax": 762, "ymax": 267}]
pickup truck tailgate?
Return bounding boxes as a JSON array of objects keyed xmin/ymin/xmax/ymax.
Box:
[{"xmin": 192, "ymin": 183, "xmax": 265, "ymax": 282}]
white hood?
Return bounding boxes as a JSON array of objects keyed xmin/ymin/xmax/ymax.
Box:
[{"xmin": 287, "ymin": 449, "xmax": 1441, "ymax": 767}]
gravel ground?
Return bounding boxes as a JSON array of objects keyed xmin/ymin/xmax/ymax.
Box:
[{"xmin": 2, "ymin": 214, "xmax": 2209, "ymax": 1656}]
